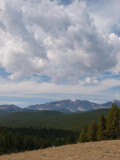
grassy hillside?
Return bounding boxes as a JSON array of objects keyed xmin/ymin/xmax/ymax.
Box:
[
  {"xmin": 0, "ymin": 109, "xmax": 109, "ymax": 131},
  {"xmin": 1, "ymin": 140, "xmax": 120, "ymax": 160}
]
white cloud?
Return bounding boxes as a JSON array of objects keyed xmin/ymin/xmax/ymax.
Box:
[
  {"xmin": 0, "ymin": 0, "xmax": 119, "ymax": 83},
  {"xmin": 84, "ymin": 77, "xmax": 98, "ymax": 84}
]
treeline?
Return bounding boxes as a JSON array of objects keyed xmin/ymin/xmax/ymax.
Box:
[
  {"xmin": 79, "ymin": 104, "xmax": 120, "ymax": 142},
  {"xmin": 0, "ymin": 127, "xmax": 79, "ymax": 155}
]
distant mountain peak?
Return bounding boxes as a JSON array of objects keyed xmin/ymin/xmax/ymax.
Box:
[
  {"xmin": 0, "ymin": 104, "xmax": 21, "ymax": 112},
  {"xmin": 27, "ymin": 99, "xmax": 120, "ymax": 113}
]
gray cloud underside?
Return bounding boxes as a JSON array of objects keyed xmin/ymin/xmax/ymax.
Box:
[{"xmin": 0, "ymin": 0, "xmax": 120, "ymax": 82}]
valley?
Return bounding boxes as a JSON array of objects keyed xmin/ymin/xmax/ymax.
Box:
[{"xmin": 0, "ymin": 109, "xmax": 109, "ymax": 130}]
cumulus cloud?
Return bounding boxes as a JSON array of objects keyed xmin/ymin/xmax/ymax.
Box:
[{"xmin": 0, "ymin": 0, "xmax": 120, "ymax": 83}]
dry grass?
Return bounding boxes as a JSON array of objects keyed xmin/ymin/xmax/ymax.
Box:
[{"xmin": 1, "ymin": 140, "xmax": 120, "ymax": 160}]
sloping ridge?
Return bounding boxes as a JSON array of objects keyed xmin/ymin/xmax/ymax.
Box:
[{"xmin": 0, "ymin": 140, "xmax": 120, "ymax": 160}]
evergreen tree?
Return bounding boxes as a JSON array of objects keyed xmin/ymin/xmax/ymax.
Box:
[
  {"xmin": 106, "ymin": 103, "xmax": 119, "ymax": 139},
  {"xmin": 79, "ymin": 124, "xmax": 88, "ymax": 142},
  {"xmin": 97, "ymin": 113, "xmax": 106, "ymax": 140},
  {"xmin": 87, "ymin": 121, "xmax": 98, "ymax": 141},
  {"xmin": 116, "ymin": 106, "xmax": 120, "ymax": 138}
]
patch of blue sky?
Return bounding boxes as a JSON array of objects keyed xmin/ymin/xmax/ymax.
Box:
[
  {"xmin": 12, "ymin": 74, "xmax": 51, "ymax": 83},
  {"xmin": 96, "ymin": 72, "xmax": 120, "ymax": 81},
  {"xmin": 106, "ymin": 85, "xmax": 120, "ymax": 92},
  {"xmin": 33, "ymin": 74, "xmax": 51, "ymax": 83},
  {"xmin": 59, "ymin": 0, "xmax": 72, "ymax": 5},
  {"xmin": 0, "ymin": 96, "xmax": 23, "ymax": 102},
  {"xmin": 50, "ymin": 0, "xmax": 72, "ymax": 5},
  {"xmin": 111, "ymin": 24, "xmax": 120, "ymax": 36},
  {"xmin": 0, "ymin": 68, "xmax": 11, "ymax": 78}
]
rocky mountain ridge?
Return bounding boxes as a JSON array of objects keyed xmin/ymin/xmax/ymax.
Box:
[{"xmin": 0, "ymin": 99, "xmax": 120, "ymax": 113}]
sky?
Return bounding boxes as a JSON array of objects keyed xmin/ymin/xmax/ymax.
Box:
[{"xmin": 0, "ymin": 0, "xmax": 120, "ymax": 107}]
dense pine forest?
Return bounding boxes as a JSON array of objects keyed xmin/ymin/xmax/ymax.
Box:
[
  {"xmin": 0, "ymin": 103, "xmax": 120, "ymax": 156},
  {"xmin": 0, "ymin": 127, "xmax": 79, "ymax": 155}
]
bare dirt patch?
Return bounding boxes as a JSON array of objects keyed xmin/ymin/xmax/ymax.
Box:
[{"xmin": 1, "ymin": 140, "xmax": 120, "ymax": 160}]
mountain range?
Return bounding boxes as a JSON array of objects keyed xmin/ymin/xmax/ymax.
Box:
[{"xmin": 0, "ymin": 99, "xmax": 120, "ymax": 113}]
